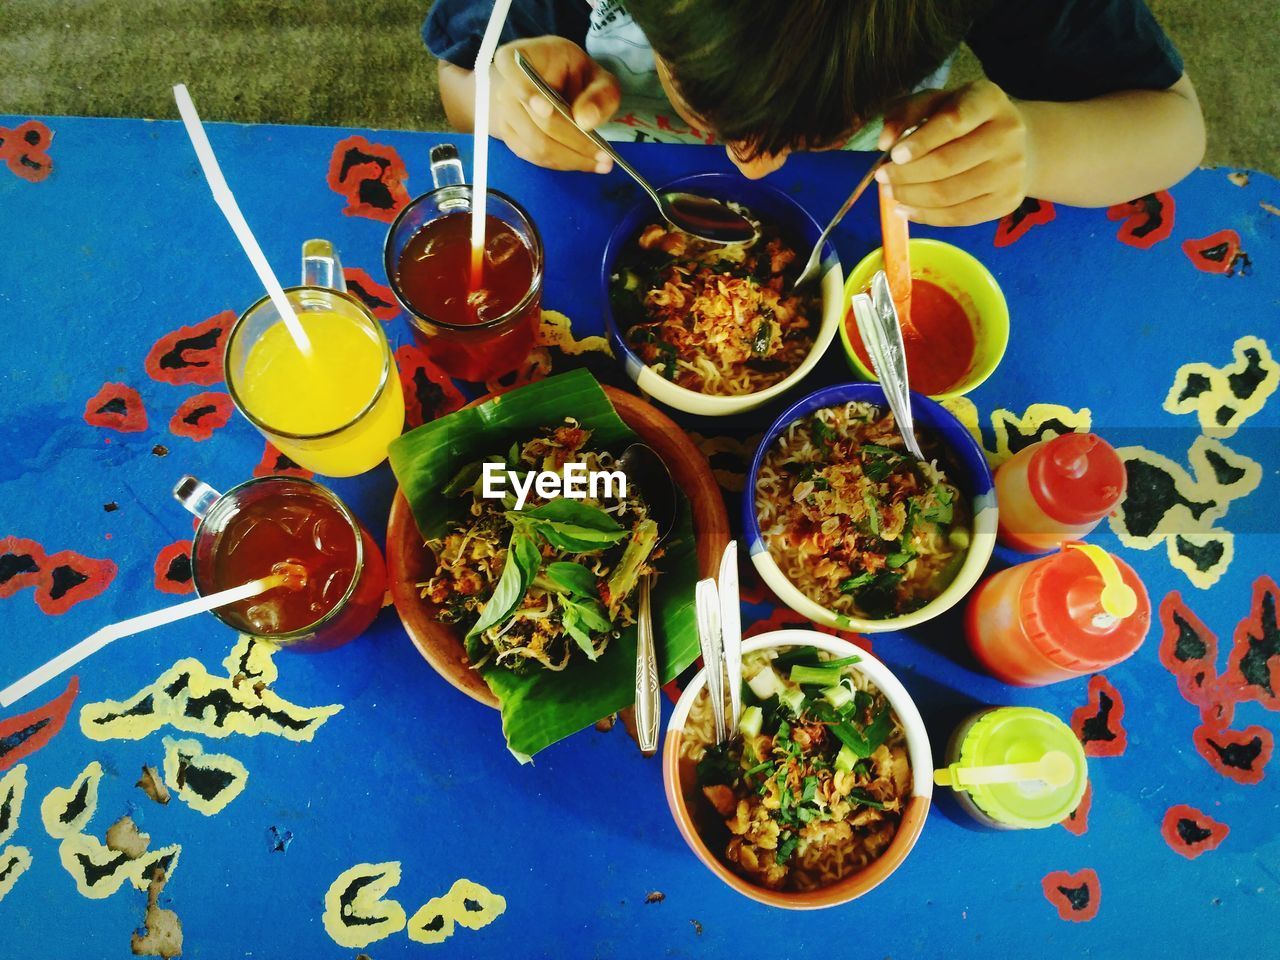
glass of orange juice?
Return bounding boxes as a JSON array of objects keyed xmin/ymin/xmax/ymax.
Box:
[{"xmin": 225, "ymin": 240, "xmax": 405, "ymax": 476}]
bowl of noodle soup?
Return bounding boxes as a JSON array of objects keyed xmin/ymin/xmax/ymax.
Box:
[
  {"xmin": 602, "ymin": 173, "xmax": 843, "ymax": 417},
  {"xmin": 745, "ymin": 382, "xmax": 997, "ymax": 633},
  {"xmin": 663, "ymin": 630, "xmax": 931, "ymax": 908}
]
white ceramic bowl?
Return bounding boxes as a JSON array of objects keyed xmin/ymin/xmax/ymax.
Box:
[{"xmin": 662, "ymin": 630, "xmax": 933, "ymax": 908}]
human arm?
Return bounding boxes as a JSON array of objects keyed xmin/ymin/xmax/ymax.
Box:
[{"xmin": 876, "ymin": 74, "xmax": 1204, "ymax": 225}]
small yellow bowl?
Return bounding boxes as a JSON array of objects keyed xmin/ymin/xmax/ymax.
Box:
[{"xmin": 840, "ymin": 238, "xmax": 1009, "ymax": 398}]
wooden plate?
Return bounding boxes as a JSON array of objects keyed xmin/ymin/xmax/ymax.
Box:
[{"xmin": 386, "ymin": 385, "xmax": 731, "ymax": 708}]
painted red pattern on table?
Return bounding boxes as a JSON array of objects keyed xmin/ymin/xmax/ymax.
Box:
[
  {"xmin": 1160, "ymin": 804, "xmax": 1228, "ymax": 859},
  {"xmin": 0, "ymin": 119, "xmax": 54, "ymax": 182},
  {"xmin": 0, "ymin": 536, "xmax": 47, "ymax": 599},
  {"xmin": 993, "ymin": 197, "xmax": 1055, "ymax": 247},
  {"xmin": 2, "ymin": 538, "xmax": 115, "ymax": 614},
  {"xmin": 32, "ymin": 550, "xmax": 116, "ymax": 615},
  {"xmin": 153, "ymin": 540, "xmax": 194, "ymax": 595},
  {"xmin": 0, "ymin": 677, "xmax": 78, "ymax": 770},
  {"xmin": 1192, "ymin": 722, "xmax": 1273, "ymax": 785},
  {"xmin": 1106, "ymin": 191, "xmax": 1175, "ymax": 249},
  {"xmin": 1157, "ymin": 591, "xmax": 1229, "ymax": 719},
  {"xmin": 253, "ymin": 442, "xmax": 313, "ymax": 480},
  {"xmin": 1182, "ymin": 229, "xmax": 1251, "ymax": 276},
  {"xmin": 1071, "ymin": 675, "xmax": 1127, "ymax": 757},
  {"xmin": 343, "ymin": 267, "xmax": 401, "ymax": 321},
  {"xmin": 1217, "ymin": 576, "xmax": 1280, "ymax": 712},
  {"xmin": 83, "ymin": 383, "xmax": 147, "ymax": 433},
  {"xmin": 145, "ymin": 311, "xmax": 234, "ymax": 386},
  {"xmin": 1041, "ymin": 868, "xmax": 1100, "ymax": 922},
  {"xmin": 326, "ymin": 136, "xmax": 410, "ymax": 223},
  {"xmin": 170, "ymin": 392, "xmax": 235, "ymax": 442},
  {"xmin": 395, "ymin": 344, "xmax": 465, "ymax": 429},
  {"xmin": 1060, "ymin": 780, "xmax": 1091, "ymax": 836}
]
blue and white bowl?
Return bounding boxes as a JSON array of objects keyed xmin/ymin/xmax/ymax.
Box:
[
  {"xmin": 743, "ymin": 382, "xmax": 998, "ymax": 633},
  {"xmin": 601, "ymin": 173, "xmax": 842, "ymax": 416}
]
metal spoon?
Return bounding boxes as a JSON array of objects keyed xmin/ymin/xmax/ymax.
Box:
[
  {"xmin": 791, "ymin": 122, "xmax": 924, "ymax": 291},
  {"xmin": 515, "ymin": 52, "xmax": 758, "ymax": 246},
  {"xmin": 850, "ymin": 270, "xmax": 926, "ymax": 460},
  {"xmin": 617, "ymin": 442, "xmax": 679, "ymax": 756}
]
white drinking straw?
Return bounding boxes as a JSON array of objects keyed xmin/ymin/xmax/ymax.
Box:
[
  {"xmin": 0, "ymin": 576, "xmax": 284, "ymax": 708},
  {"xmin": 172, "ymin": 83, "xmax": 311, "ymax": 354},
  {"xmin": 470, "ymin": 0, "xmax": 515, "ymax": 282}
]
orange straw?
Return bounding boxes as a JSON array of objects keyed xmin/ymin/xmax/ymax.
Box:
[{"xmin": 878, "ymin": 181, "xmax": 914, "ymax": 332}]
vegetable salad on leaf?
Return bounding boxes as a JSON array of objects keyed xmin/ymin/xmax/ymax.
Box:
[
  {"xmin": 687, "ymin": 648, "xmax": 910, "ymax": 891},
  {"xmin": 424, "ymin": 421, "xmax": 661, "ymax": 674},
  {"xmin": 388, "ymin": 370, "xmax": 702, "ymax": 761}
]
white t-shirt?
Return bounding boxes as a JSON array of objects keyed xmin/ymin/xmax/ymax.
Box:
[{"xmin": 583, "ymin": 0, "xmax": 950, "ymax": 150}]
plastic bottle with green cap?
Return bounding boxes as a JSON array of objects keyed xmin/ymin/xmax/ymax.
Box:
[
  {"xmin": 937, "ymin": 706, "xmax": 1089, "ymax": 829},
  {"xmin": 965, "ymin": 541, "xmax": 1151, "ymax": 686}
]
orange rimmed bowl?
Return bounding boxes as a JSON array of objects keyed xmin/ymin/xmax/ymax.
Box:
[
  {"xmin": 662, "ymin": 629, "xmax": 932, "ymax": 908},
  {"xmin": 387, "ymin": 384, "xmax": 731, "ymax": 707}
]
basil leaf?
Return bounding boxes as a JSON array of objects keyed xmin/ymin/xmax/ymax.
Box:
[
  {"xmin": 559, "ymin": 602, "xmax": 599, "ymax": 661},
  {"xmin": 564, "ymin": 596, "xmax": 611, "ymax": 633},
  {"xmin": 466, "ymin": 526, "xmax": 541, "ymax": 641},
  {"xmin": 543, "ymin": 561, "xmax": 598, "ymax": 598},
  {"xmin": 520, "ymin": 499, "xmax": 624, "ymax": 533},
  {"xmin": 885, "ymin": 551, "xmax": 913, "ymax": 569},
  {"xmin": 532, "ymin": 522, "xmax": 627, "ymax": 554}
]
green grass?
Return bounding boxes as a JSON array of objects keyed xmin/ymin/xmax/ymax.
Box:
[{"xmin": 0, "ymin": 0, "xmax": 1274, "ymax": 174}]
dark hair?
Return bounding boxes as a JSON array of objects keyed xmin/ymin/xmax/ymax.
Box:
[{"xmin": 627, "ymin": 0, "xmax": 973, "ymax": 158}]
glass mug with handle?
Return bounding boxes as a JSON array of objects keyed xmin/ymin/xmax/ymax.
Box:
[
  {"xmin": 225, "ymin": 239, "xmax": 406, "ymax": 477},
  {"xmin": 174, "ymin": 474, "xmax": 387, "ymax": 653},
  {"xmin": 383, "ymin": 143, "xmax": 544, "ymax": 383}
]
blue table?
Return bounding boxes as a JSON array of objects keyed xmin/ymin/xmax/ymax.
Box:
[{"xmin": 1, "ymin": 115, "xmax": 1277, "ymax": 958}]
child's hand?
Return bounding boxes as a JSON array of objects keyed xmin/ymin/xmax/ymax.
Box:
[
  {"xmin": 490, "ymin": 37, "xmax": 622, "ymax": 173},
  {"xmin": 876, "ymin": 80, "xmax": 1034, "ymax": 226}
]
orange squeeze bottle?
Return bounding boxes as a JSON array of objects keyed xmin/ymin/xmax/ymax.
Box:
[
  {"xmin": 878, "ymin": 181, "xmax": 913, "ymax": 329},
  {"xmin": 964, "ymin": 543, "xmax": 1151, "ymax": 686},
  {"xmin": 995, "ymin": 434, "xmax": 1126, "ymax": 554}
]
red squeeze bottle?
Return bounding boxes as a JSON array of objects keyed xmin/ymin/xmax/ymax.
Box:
[
  {"xmin": 964, "ymin": 543, "xmax": 1151, "ymax": 686},
  {"xmin": 994, "ymin": 433, "xmax": 1126, "ymax": 553}
]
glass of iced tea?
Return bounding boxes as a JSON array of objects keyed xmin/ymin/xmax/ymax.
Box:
[
  {"xmin": 174, "ymin": 474, "xmax": 386, "ymax": 652},
  {"xmin": 383, "ymin": 144, "xmax": 544, "ymax": 382}
]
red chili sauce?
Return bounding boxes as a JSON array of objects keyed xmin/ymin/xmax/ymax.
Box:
[{"xmin": 847, "ymin": 278, "xmax": 976, "ymax": 396}]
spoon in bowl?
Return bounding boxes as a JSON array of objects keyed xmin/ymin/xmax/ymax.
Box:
[
  {"xmin": 515, "ymin": 52, "xmax": 758, "ymax": 246},
  {"xmin": 617, "ymin": 442, "xmax": 679, "ymax": 756},
  {"xmin": 790, "ymin": 122, "xmax": 925, "ymax": 291},
  {"xmin": 850, "ymin": 270, "xmax": 926, "ymax": 460}
]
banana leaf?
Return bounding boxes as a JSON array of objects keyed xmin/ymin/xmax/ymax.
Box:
[{"xmin": 388, "ymin": 369, "xmax": 700, "ymax": 761}]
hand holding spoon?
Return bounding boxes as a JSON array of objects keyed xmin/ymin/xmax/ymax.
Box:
[{"xmin": 515, "ymin": 52, "xmax": 758, "ymax": 246}]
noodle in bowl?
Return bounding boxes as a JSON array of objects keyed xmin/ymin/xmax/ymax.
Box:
[
  {"xmin": 744, "ymin": 382, "xmax": 997, "ymax": 633},
  {"xmin": 601, "ymin": 173, "xmax": 843, "ymax": 417},
  {"xmin": 663, "ymin": 631, "xmax": 932, "ymax": 908}
]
